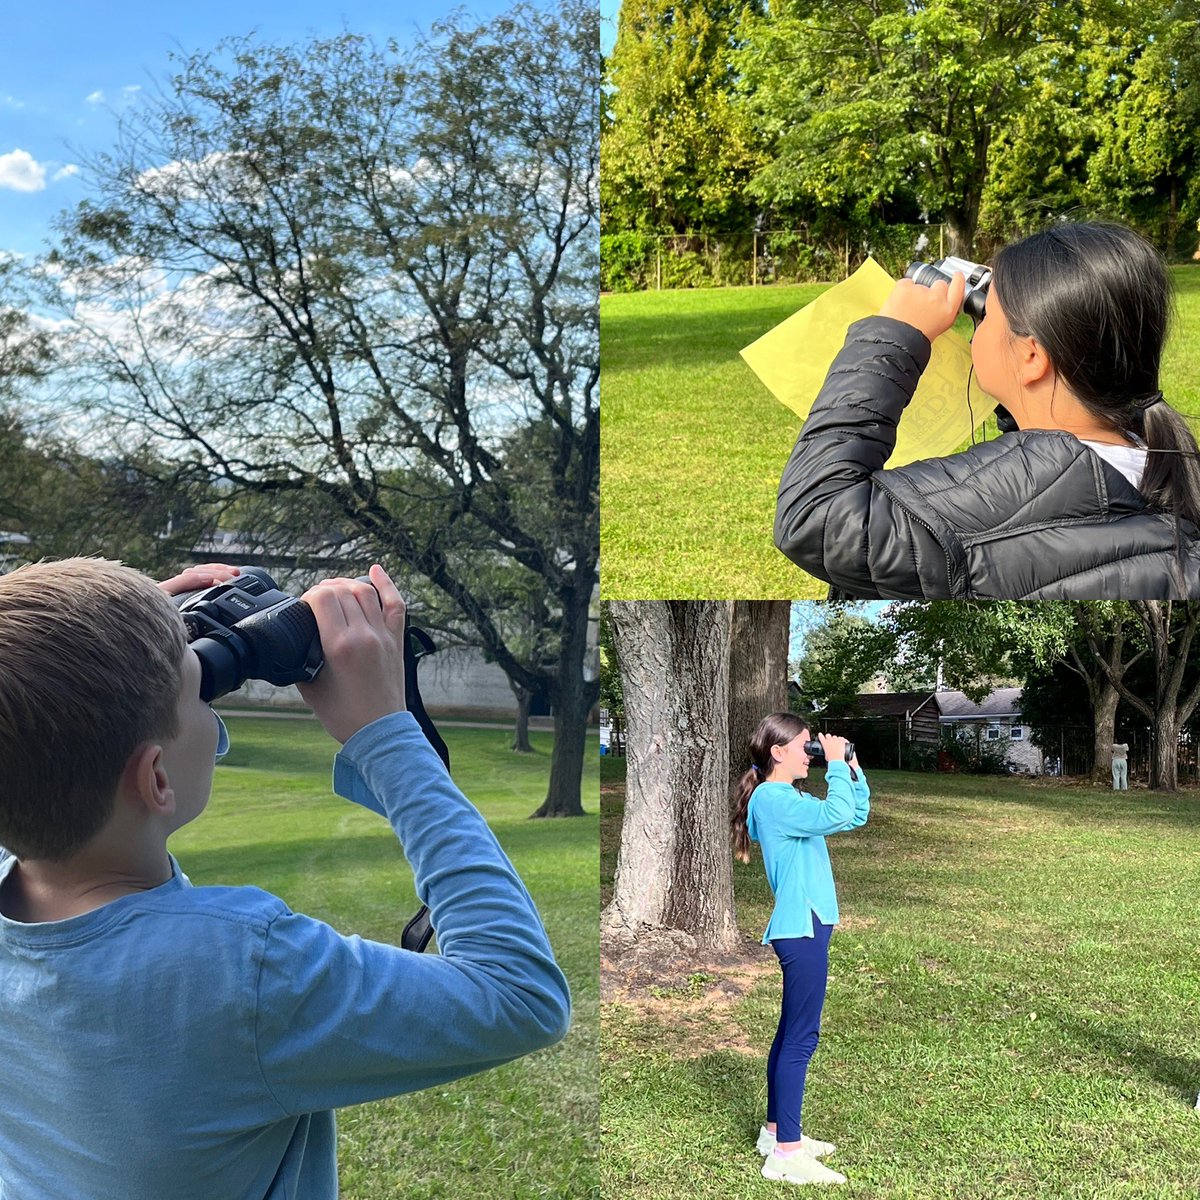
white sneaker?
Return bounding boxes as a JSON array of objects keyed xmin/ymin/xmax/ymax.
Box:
[
  {"xmin": 762, "ymin": 1150, "xmax": 847, "ymax": 1186},
  {"xmin": 757, "ymin": 1126, "xmax": 836, "ymax": 1158}
]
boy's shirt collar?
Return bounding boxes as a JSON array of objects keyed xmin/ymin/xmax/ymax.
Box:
[{"xmin": 0, "ymin": 854, "xmax": 190, "ymax": 941}]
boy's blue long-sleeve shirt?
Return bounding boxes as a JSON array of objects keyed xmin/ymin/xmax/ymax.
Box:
[
  {"xmin": 746, "ymin": 761, "xmax": 870, "ymax": 942},
  {"xmin": 0, "ymin": 712, "xmax": 570, "ymax": 1200}
]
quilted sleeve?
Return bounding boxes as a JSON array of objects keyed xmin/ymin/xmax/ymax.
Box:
[{"xmin": 773, "ymin": 316, "xmax": 958, "ymax": 598}]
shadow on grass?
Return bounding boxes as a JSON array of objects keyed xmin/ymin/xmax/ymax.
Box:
[
  {"xmin": 1053, "ymin": 1012, "xmax": 1200, "ymax": 1105},
  {"xmin": 176, "ymin": 832, "xmax": 408, "ymax": 886}
]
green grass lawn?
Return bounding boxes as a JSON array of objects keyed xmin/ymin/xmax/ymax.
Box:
[
  {"xmin": 601, "ymin": 266, "xmax": 1200, "ymax": 599},
  {"xmin": 601, "ymin": 757, "xmax": 1200, "ymax": 1199},
  {"xmin": 170, "ymin": 716, "xmax": 599, "ymax": 1200}
]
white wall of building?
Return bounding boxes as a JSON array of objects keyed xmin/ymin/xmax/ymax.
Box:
[{"xmin": 227, "ymin": 645, "xmax": 520, "ymax": 718}]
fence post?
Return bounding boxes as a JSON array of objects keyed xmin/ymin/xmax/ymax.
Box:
[
  {"xmin": 753, "ymin": 232, "xmax": 758, "ymax": 286},
  {"xmin": 939, "ymin": 224, "xmax": 944, "ymax": 258},
  {"xmin": 844, "ymin": 236, "xmax": 850, "ymax": 279},
  {"xmin": 656, "ymin": 240, "xmax": 661, "ymax": 291}
]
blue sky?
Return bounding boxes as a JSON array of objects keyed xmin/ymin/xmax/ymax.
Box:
[
  {"xmin": 600, "ymin": 0, "xmax": 619, "ymax": 55},
  {"xmin": 0, "ymin": 1, "xmax": 520, "ymax": 258}
]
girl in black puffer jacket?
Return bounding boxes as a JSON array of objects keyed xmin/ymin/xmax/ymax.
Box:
[{"xmin": 774, "ymin": 222, "xmax": 1200, "ymax": 599}]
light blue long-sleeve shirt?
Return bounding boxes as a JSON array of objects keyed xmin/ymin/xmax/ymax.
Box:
[
  {"xmin": 746, "ymin": 760, "xmax": 870, "ymax": 943},
  {"xmin": 0, "ymin": 711, "xmax": 570, "ymax": 1200}
]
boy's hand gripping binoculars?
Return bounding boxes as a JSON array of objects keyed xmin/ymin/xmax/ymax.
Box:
[{"xmin": 173, "ymin": 567, "xmax": 444, "ymax": 953}]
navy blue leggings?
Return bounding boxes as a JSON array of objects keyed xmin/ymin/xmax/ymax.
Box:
[{"xmin": 766, "ymin": 917, "xmax": 833, "ymax": 1143}]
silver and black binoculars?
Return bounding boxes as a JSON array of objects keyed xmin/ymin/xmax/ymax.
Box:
[{"xmin": 904, "ymin": 255, "xmax": 992, "ymax": 322}]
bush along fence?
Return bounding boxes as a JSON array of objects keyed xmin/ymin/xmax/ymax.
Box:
[{"xmin": 600, "ymin": 224, "xmax": 948, "ymax": 293}]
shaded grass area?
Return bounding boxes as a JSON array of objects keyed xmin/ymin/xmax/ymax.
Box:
[
  {"xmin": 601, "ymin": 265, "xmax": 1200, "ymax": 599},
  {"xmin": 171, "ymin": 717, "xmax": 600, "ymax": 1200},
  {"xmin": 601, "ymin": 760, "xmax": 1200, "ymax": 1198}
]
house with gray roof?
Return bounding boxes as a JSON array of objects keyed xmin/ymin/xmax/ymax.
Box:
[{"xmin": 936, "ymin": 687, "xmax": 1040, "ymax": 773}]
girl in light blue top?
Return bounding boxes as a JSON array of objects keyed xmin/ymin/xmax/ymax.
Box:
[{"xmin": 730, "ymin": 712, "xmax": 870, "ymax": 1188}]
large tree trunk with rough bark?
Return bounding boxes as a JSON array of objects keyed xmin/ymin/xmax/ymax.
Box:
[
  {"xmin": 727, "ymin": 602, "xmax": 791, "ymax": 790},
  {"xmin": 603, "ymin": 601, "xmax": 739, "ymax": 954},
  {"xmin": 1152, "ymin": 712, "xmax": 1181, "ymax": 793},
  {"xmin": 1092, "ymin": 683, "xmax": 1119, "ymax": 784}
]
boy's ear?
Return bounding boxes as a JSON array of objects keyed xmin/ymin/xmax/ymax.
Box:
[{"xmin": 121, "ymin": 743, "xmax": 175, "ymax": 816}]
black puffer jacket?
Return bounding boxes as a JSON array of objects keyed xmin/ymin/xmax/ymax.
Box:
[{"xmin": 774, "ymin": 316, "xmax": 1200, "ymax": 599}]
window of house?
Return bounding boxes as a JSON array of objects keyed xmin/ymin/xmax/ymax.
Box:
[
  {"xmin": 1011, "ymin": 725, "xmax": 1024, "ymax": 740},
  {"xmin": 986, "ymin": 725, "xmax": 1001, "ymax": 741}
]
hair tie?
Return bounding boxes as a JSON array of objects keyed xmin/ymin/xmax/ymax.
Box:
[
  {"xmin": 1134, "ymin": 391, "xmax": 1164, "ymax": 411},
  {"xmin": 750, "ymin": 763, "xmax": 760, "ymax": 774}
]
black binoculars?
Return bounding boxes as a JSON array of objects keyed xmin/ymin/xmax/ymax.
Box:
[
  {"xmin": 172, "ymin": 566, "xmax": 444, "ymax": 953},
  {"xmin": 803, "ymin": 738, "xmax": 855, "ymax": 763}
]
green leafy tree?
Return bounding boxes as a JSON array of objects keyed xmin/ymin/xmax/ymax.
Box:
[
  {"xmin": 45, "ymin": 4, "xmax": 598, "ymax": 818},
  {"xmin": 792, "ymin": 605, "xmax": 892, "ymax": 710},
  {"xmin": 1084, "ymin": 9, "xmax": 1200, "ymax": 252},
  {"xmin": 736, "ymin": 0, "xmax": 1150, "ymax": 255},
  {"xmin": 601, "ymin": 0, "xmax": 765, "ymax": 233}
]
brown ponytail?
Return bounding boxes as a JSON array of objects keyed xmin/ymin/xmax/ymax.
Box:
[
  {"xmin": 730, "ymin": 712, "xmax": 811, "ymax": 864},
  {"xmin": 731, "ymin": 767, "xmax": 760, "ymax": 864}
]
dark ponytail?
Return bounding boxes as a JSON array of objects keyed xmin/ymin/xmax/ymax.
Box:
[
  {"xmin": 991, "ymin": 221, "xmax": 1200, "ymax": 530},
  {"xmin": 730, "ymin": 711, "xmax": 810, "ymax": 864}
]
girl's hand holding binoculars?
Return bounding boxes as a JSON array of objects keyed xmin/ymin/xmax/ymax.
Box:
[
  {"xmin": 818, "ymin": 732, "xmax": 849, "ymax": 762},
  {"xmin": 879, "ymin": 271, "xmax": 966, "ymax": 343}
]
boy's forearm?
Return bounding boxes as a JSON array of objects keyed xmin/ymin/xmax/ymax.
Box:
[{"xmin": 331, "ymin": 711, "xmax": 570, "ymax": 1044}]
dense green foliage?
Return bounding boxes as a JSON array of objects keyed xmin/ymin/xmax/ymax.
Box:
[{"xmin": 602, "ymin": 0, "xmax": 1200, "ymax": 268}]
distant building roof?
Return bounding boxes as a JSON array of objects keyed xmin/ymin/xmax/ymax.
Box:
[
  {"xmin": 827, "ymin": 691, "xmax": 941, "ymax": 718},
  {"xmin": 937, "ymin": 687, "xmax": 1023, "ymax": 720}
]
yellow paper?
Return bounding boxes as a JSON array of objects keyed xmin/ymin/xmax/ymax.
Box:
[{"xmin": 740, "ymin": 258, "xmax": 995, "ymax": 467}]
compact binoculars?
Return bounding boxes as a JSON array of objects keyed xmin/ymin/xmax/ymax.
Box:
[
  {"xmin": 904, "ymin": 255, "xmax": 992, "ymax": 322},
  {"xmin": 803, "ymin": 737, "xmax": 855, "ymax": 763}
]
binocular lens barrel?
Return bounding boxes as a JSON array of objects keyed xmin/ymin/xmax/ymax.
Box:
[
  {"xmin": 904, "ymin": 262, "xmax": 953, "ymax": 290},
  {"xmin": 803, "ymin": 738, "xmax": 855, "ymax": 762}
]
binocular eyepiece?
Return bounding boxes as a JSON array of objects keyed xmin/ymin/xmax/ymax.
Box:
[{"xmin": 904, "ymin": 255, "xmax": 991, "ymax": 323}]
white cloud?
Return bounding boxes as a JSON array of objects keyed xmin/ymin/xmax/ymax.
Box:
[
  {"xmin": 85, "ymin": 90, "xmax": 104, "ymax": 105},
  {"xmin": 0, "ymin": 149, "xmax": 46, "ymax": 193},
  {"xmin": 1, "ymin": 95, "xmax": 24, "ymax": 110},
  {"xmin": 52, "ymin": 164, "xmax": 80, "ymax": 182},
  {"xmin": 121, "ymin": 85, "xmax": 142, "ymax": 97}
]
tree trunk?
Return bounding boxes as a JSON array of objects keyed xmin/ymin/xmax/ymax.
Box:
[
  {"xmin": 1091, "ymin": 683, "xmax": 1119, "ymax": 783},
  {"xmin": 510, "ymin": 682, "xmax": 533, "ymax": 754},
  {"xmin": 530, "ymin": 583, "xmax": 597, "ymax": 817},
  {"xmin": 602, "ymin": 601, "xmax": 739, "ymax": 953},
  {"xmin": 727, "ymin": 601, "xmax": 791, "ymax": 790},
  {"xmin": 1151, "ymin": 713, "xmax": 1179, "ymax": 792}
]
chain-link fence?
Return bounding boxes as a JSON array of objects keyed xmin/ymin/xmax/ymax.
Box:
[
  {"xmin": 600, "ymin": 225, "xmax": 948, "ymax": 293},
  {"xmin": 599, "ymin": 713, "xmax": 1200, "ymax": 783}
]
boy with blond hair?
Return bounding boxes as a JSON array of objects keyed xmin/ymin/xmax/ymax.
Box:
[{"xmin": 0, "ymin": 558, "xmax": 570, "ymax": 1199}]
